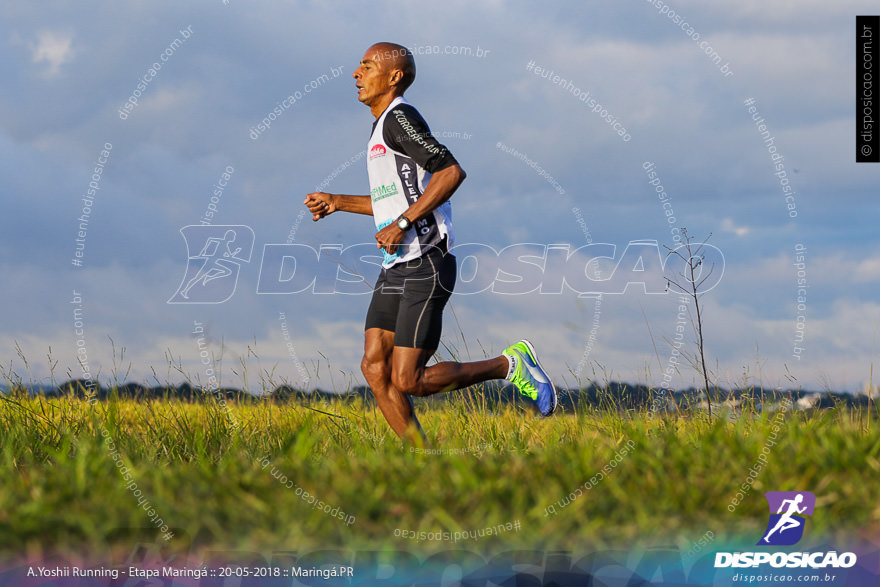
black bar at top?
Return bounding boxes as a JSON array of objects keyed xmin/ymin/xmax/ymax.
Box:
[{"xmin": 857, "ymin": 15, "xmax": 880, "ymax": 162}]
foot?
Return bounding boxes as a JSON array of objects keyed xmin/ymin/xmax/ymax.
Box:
[{"xmin": 503, "ymin": 339, "xmax": 558, "ymax": 416}]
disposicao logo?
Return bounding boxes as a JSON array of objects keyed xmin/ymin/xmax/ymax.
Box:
[
  {"xmin": 715, "ymin": 491, "xmax": 857, "ymax": 570},
  {"xmin": 759, "ymin": 491, "xmax": 815, "ymax": 546},
  {"xmin": 168, "ymin": 225, "xmax": 254, "ymax": 304}
]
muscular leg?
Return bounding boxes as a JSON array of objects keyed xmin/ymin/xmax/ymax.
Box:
[
  {"xmin": 361, "ymin": 252, "xmax": 512, "ymax": 441},
  {"xmin": 361, "ymin": 328, "xmax": 510, "ymax": 442},
  {"xmin": 361, "ymin": 328, "xmax": 428, "ymax": 444},
  {"xmin": 391, "ymin": 347, "xmax": 509, "ymax": 398}
]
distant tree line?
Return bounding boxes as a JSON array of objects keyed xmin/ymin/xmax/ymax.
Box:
[{"xmin": 1, "ymin": 380, "xmax": 871, "ymax": 412}]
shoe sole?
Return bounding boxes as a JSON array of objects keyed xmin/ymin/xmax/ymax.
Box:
[{"xmin": 519, "ymin": 339, "xmax": 558, "ymax": 416}]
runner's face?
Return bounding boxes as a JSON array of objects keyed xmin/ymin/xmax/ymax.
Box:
[{"xmin": 353, "ymin": 46, "xmax": 397, "ymax": 107}]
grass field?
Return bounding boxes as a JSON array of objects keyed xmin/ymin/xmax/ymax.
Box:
[{"xmin": 1, "ymin": 387, "xmax": 879, "ymax": 563}]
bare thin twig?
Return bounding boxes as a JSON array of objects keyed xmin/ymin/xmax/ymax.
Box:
[{"xmin": 664, "ymin": 228, "xmax": 716, "ymax": 419}]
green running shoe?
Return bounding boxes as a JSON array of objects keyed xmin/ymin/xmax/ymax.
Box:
[{"xmin": 503, "ymin": 339, "xmax": 558, "ymax": 416}]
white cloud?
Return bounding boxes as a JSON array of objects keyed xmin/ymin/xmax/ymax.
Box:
[
  {"xmin": 29, "ymin": 30, "xmax": 74, "ymax": 76},
  {"xmin": 721, "ymin": 218, "xmax": 750, "ymax": 236},
  {"xmin": 854, "ymin": 257, "xmax": 880, "ymax": 283}
]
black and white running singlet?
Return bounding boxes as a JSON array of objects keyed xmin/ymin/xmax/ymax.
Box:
[{"xmin": 367, "ymin": 96, "xmax": 458, "ymax": 267}]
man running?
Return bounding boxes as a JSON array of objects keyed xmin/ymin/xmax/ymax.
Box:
[
  {"xmin": 303, "ymin": 42, "xmax": 557, "ymax": 443},
  {"xmin": 180, "ymin": 229, "xmax": 242, "ymax": 299},
  {"xmin": 762, "ymin": 493, "xmax": 807, "ymax": 544}
]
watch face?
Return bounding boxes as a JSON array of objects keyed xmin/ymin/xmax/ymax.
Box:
[{"xmin": 397, "ymin": 216, "xmax": 411, "ymax": 230}]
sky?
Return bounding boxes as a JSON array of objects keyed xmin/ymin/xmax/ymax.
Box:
[{"xmin": 1, "ymin": 0, "xmax": 878, "ymax": 394}]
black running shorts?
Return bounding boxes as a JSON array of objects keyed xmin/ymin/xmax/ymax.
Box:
[{"xmin": 364, "ymin": 247, "xmax": 456, "ymax": 350}]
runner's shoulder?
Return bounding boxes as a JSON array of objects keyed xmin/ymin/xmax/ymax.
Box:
[{"xmin": 384, "ymin": 103, "xmax": 432, "ymax": 139}]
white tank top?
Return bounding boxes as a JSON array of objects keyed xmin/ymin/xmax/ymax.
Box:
[{"xmin": 367, "ymin": 96, "xmax": 455, "ymax": 267}]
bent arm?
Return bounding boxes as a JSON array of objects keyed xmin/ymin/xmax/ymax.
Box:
[
  {"xmin": 330, "ymin": 194, "xmax": 374, "ymax": 215},
  {"xmin": 401, "ymin": 164, "xmax": 466, "ymax": 223},
  {"xmin": 303, "ymin": 192, "xmax": 373, "ymax": 221},
  {"xmin": 373, "ymin": 164, "xmax": 465, "ymax": 254}
]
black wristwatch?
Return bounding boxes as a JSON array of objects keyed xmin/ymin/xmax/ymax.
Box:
[{"xmin": 396, "ymin": 214, "xmax": 413, "ymax": 231}]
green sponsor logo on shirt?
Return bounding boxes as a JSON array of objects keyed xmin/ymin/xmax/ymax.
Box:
[{"xmin": 371, "ymin": 183, "xmax": 398, "ymax": 202}]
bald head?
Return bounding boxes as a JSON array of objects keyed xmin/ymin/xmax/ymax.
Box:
[
  {"xmin": 354, "ymin": 43, "xmax": 418, "ymax": 116},
  {"xmin": 367, "ymin": 42, "xmax": 416, "ymax": 94}
]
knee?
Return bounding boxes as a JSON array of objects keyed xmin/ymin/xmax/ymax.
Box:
[
  {"xmin": 361, "ymin": 354, "xmax": 387, "ymax": 383},
  {"xmin": 392, "ymin": 369, "xmax": 423, "ymax": 396}
]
